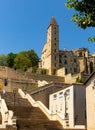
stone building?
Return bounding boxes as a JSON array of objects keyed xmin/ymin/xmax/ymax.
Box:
[
  {"xmin": 40, "ymin": 17, "xmax": 95, "ymax": 79},
  {"xmin": 84, "ymin": 71, "xmax": 95, "ymax": 130},
  {"xmin": 49, "ymin": 83, "xmax": 86, "ymax": 128},
  {"xmin": 41, "ymin": 17, "xmax": 59, "ymax": 75}
]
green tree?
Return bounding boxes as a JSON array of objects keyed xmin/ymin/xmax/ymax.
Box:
[
  {"xmin": 6, "ymin": 52, "xmax": 17, "ymax": 68},
  {"xmin": 66, "ymin": 0, "xmax": 95, "ymax": 41},
  {"xmin": 14, "ymin": 51, "xmax": 31, "ymax": 71},
  {"xmin": 76, "ymin": 76, "xmax": 83, "ymax": 83},
  {"xmin": 27, "ymin": 49, "xmax": 39, "ymax": 67},
  {"xmin": 41, "ymin": 69, "xmax": 46, "ymax": 75},
  {"xmin": 0, "ymin": 54, "xmax": 7, "ymax": 66},
  {"xmin": 1, "ymin": 49, "xmax": 39, "ymax": 71},
  {"xmin": 32, "ymin": 66, "xmax": 37, "ymax": 73}
]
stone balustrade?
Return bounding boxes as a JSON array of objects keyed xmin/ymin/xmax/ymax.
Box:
[
  {"xmin": 0, "ymin": 95, "xmax": 16, "ymax": 128},
  {"xmin": 18, "ymin": 88, "xmax": 86, "ymax": 129}
]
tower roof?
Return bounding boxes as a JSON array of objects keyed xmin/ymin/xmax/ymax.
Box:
[{"xmin": 48, "ymin": 17, "xmax": 58, "ymax": 27}]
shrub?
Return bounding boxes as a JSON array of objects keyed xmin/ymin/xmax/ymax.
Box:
[
  {"xmin": 52, "ymin": 68, "xmax": 56, "ymax": 75},
  {"xmin": 76, "ymin": 77, "xmax": 83, "ymax": 83},
  {"xmin": 41, "ymin": 69, "xmax": 46, "ymax": 75}
]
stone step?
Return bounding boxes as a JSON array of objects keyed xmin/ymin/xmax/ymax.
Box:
[{"xmin": 0, "ymin": 91, "xmax": 63, "ymax": 130}]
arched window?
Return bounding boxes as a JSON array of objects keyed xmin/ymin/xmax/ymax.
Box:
[{"xmin": 90, "ymin": 62, "xmax": 93, "ymax": 74}]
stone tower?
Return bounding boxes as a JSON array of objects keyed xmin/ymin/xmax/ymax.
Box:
[{"xmin": 42, "ymin": 17, "xmax": 59, "ymax": 75}]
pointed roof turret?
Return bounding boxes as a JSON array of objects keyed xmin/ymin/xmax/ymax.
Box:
[{"xmin": 48, "ymin": 17, "xmax": 58, "ymax": 28}]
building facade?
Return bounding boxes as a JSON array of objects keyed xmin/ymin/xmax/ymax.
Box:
[
  {"xmin": 84, "ymin": 72, "xmax": 95, "ymax": 130},
  {"xmin": 40, "ymin": 17, "xmax": 95, "ymax": 78},
  {"xmin": 49, "ymin": 84, "xmax": 86, "ymax": 128},
  {"xmin": 41, "ymin": 17, "xmax": 59, "ymax": 75}
]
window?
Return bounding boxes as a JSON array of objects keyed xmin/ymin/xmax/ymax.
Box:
[
  {"xmin": 74, "ymin": 68, "xmax": 77, "ymax": 73},
  {"xmin": 64, "ymin": 60, "xmax": 67, "ymax": 64},
  {"xmin": 91, "ymin": 80, "xmax": 95, "ymax": 89},
  {"xmin": 55, "ymin": 56, "xmax": 56, "ymax": 60},
  {"xmin": 64, "ymin": 55, "xmax": 67, "ymax": 58},
  {"xmin": 66, "ymin": 89, "xmax": 70, "ymax": 96},
  {"xmin": 54, "ymin": 49, "xmax": 56, "ymax": 52},
  {"xmin": 74, "ymin": 59, "xmax": 77, "ymax": 63},
  {"xmin": 79, "ymin": 52, "xmax": 82, "ymax": 57},
  {"xmin": 59, "ymin": 59, "xmax": 62, "ymax": 63},
  {"xmin": 66, "ymin": 101, "xmax": 68, "ymax": 109},
  {"xmin": 53, "ymin": 94, "xmax": 57, "ymax": 100},
  {"xmin": 59, "ymin": 92, "xmax": 63, "ymax": 99},
  {"xmin": 65, "ymin": 113, "xmax": 69, "ymax": 118},
  {"xmin": 65, "ymin": 68, "xmax": 68, "ymax": 75}
]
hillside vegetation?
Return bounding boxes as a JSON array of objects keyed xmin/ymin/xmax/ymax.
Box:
[{"xmin": 0, "ymin": 49, "xmax": 39, "ymax": 72}]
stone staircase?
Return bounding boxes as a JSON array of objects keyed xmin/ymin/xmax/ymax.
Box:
[{"xmin": 1, "ymin": 92, "xmax": 64, "ymax": 130}]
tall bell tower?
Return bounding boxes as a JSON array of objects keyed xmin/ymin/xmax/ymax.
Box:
[{"xmin": 42, "ymin": 17, "xmax": 59, "ymax": 75}]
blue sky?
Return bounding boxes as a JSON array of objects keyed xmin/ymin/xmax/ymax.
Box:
[{"xmin": 0, "ymin": 0, "xmax": 95, "ymax": 57}]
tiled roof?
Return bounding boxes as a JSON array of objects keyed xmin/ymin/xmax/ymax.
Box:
[
  {"xmin": 30, "ymin": 82, "xmax": 70, "ymax": 95},
  {"xmin": 48, "ymin": 17, "xmax": 58, "ymax": 27}
]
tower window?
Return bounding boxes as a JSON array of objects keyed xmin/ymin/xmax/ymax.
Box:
[
  {"xmin": 55, "ymin": 56, "xmax": 56, "ymax": 60},
  {"xmin": 65, "ymin": 68, "xmax": 67, "ymax": 74},
  {"xmin": 64, "ymin": 55, "xmax": 67, "ymax": 58},
  {"xmin": 74, "ymin": 68, "xmax": 77, "ymax": 72},
  {"xmin": 59, "ymin": 59, "xmax": 62, "ymax": 63},
  {"xmin": 54, "ymin": 49, "xmax": 56, "ymax": 52},
  {"xmin": 74, "ymin": 59, "xmax": 76, "ymax": 63},
  {"xmin": 64, "ymin": 60, "xmax": 67, "ymax": 64}
]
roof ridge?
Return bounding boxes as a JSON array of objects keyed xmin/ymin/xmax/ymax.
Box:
[{"xmin": 48, "ymin": 17, "xmax": 58, "ymax": 27}]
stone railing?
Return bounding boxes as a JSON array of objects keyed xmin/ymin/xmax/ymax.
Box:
[
  {"xmin": 18, "ymin": 89, "xmax": 86, "ymax": 129},
  {"xmin": 18, "ymin": 89, "xmax": 26, "ymax": 98},
  {"xmin": 0, "ymin": 95, "xmax": 16, "ymax": 128},
  {"xmin": 18, "ymin": 89, "xmax": 64, "ymax": 123},
  {"xmin": 36, "ymin": 101, "xmax": 51, "ymax": 120},
  {"xmin": 75, "ymin": 125, "xmax": 85, "ymax": 129},
  {"xmin": 26, "ymin": 94, "xmax": 38, "ymax": 107},
  {"xmin": 56, "ymin": 113, "xmax": 64, "ymax": 125}
]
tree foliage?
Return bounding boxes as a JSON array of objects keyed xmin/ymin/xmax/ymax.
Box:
[
  {"xmin": 0, "ymin": 49, "xmax": 39, "ymax": 72},
  {"xmin": 14, "ymin": 51, "xmax": 31, "ymax": 71},
  {"xmin": 14, "ymin": 50, "xmax": 39, "ymax": 71},
  {"xmin": 66, "ymin": 0, "xmax": 95, "ymax": 41},
  {"xmin": 0, "ymin": 55, "xmax": 7, "ymax": 66},
  {"xmin": 27, "ymin": 50, "xmax": 39, "ymax": 67},
  {"xmin": 6, "ymin": 52, "xmax": 17, "ymax": 68},
  {"xmin": 76, "ymin": 76, "xmax": 83, "ymax": 83}
]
